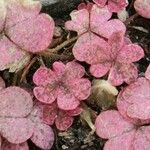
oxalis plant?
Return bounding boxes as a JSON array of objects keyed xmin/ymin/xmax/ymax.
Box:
[{"xmin": 0, "ymin": 0, "xmax": 149, "ymax": 149}]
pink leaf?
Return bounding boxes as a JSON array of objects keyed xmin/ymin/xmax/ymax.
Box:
[
  {"xmin": 66, "ymin": 107, "xmax": 83, "ymax": 116},
  {"xmin": 117, "ymin": 77, "xmax": 150, "ymax": 120},
  {"xmin": 66, "ymin": 4, "xmax": 126, "ymax": 39},
  {"xmin": 0, "ymin": 77, "xmax": 5, "ymax": 90},
  {"xmin": 65, "ymin": 9, "xmax": 89, "ymax": 35},
  {"xmin": 127, "ymin": 99, "xmax": 150, "ymax": 120},
  {"xmin": 42, "ymin": 103, "xmax": 58, "ymax": 125},
  {"xmin": 30, "ymin": 123, "xmax": 54, "ymax": 150},
  {"xmin": 2, "ymin": 140, "xmax": 29, "ymax": 150},
  {"xmin": 95, "ymin": 109, "xmax": 150, "ymax": 149},
  {"xmin": 36, "ymin": 102, "xmax": 77, "ymax": 131},
  {"xmin": 28, "ymin": 103, "xmax": 43, "ymax": 124},
  {"xmin": 124, "ymin": 37, "xmax": 132, "ymax": 45},
  {"xmin": 0, "ymin": 0, "xmax": 54, "ymax": 72},
  {"xmin": 37, "ymin": 102, "xmax": 81, "ymax": 131},
  {"xmin": 117, "ymin": 91, "xmax": 139, "ymax": 124},
  {"xmin": 145, "ymin": 64, "xmax": 150, "ymax": 81},
  {"xmin": 33, "ymin": 86, "xmax": 57, "ymax": 104},
  {"xmin": 117, "ymin": 44, "xmax": 144, "ymax": 63},
  {"xmin": 77, "ymin": 3, "xmax": 87, "ymax": 10},
  {"xmin": 93, "ymin": 0, "xmax": 107, "ymax": 7},
  {"xmin": 0, "ymin": 87, "xmax": 34, "ymax": 143},
  {"xmin": 0, "ymin": 87, "xmax": 33, "ymax": 117},
  {"xmin": 78, "ymin": 2, "xmax": 93, "ymax": 11},
  {"xmin": 95, "ymin": 110, "xmax": 134, "ymax": 139},
  {"xmin": 108, "ymin": 31, "xmax": 124, "ymax": 56},
  {"xmin": 65, "ymin": 61, "xmax": 85, "ymax": 79},
  {"xmin": 104, "ymin": 130, "xmax": 135, "ymax": 150},
  {"xmin": 90, "ymin": 5, "xmax": 112, "ymax": 25},
  {"xmin": 53, "ymin": 61, "xmax": 85, "ymax": 79},
  {"xmin": 28, "ymin": 102, "xmax": 55, "ymax": 149},
  {"xmin": 33, "ymin": 61, "xmax": 91, "ymax": 111},
  {"xmin": 0, "ymin": 0, "xmax": 6, "ymax": 32},
  {"xmin": 108, "ymin": 0, "xmax": 128, "ymax": 13},
  {"xmin": 92, "ymin": 19, "xmax": 126, "ymax": 39},
  {"xmin": 55, "ymin": 111, "xmax": 74, "ymax": 131},
  {"xmin": 122, "ymin": 78, "xmax": 150, "ymax": 104},
  {"xmin": 0, "ymin": 36, "xmax": 30, "ymax": 72},
  {"xmin": 0, "ymin": 136, "xmax": 2, "ymax": 147},
  {"xmin": 90, "ymin": 5, "xmax": 126, "ymax": 38},
  {"xmin": 52, "ymin": 61, "xmax": 65, "ymax": 76},
  {"xmin": 66, "ymin": 5, "xmax": 129, "ymax": 84},
  {"xmin": 0, "ymin": 118, "xmax": 33, "ymax": 144},
  {"xmin": 73, "ymin": 32, "xmax": 110, "ymax": 64},
  {"xmin": 133, "ymin": 126, "xmax": 150, "ymax": 150},
  {"xmin": 95, "ymin": 66, "xmax": 150, "ymax": 149},
  {"xmin": 134, "ymin": 0, "xmax": 150, "ymax": 19},
  {"xmin": 57, "ymin": 90, "xmax": 80, "ymax": 110},
  {"xmin": 5, "ymin": 0, "xmax": 41, "ymax": 28},
  {"xmin": 90, "ymin": 63, "xmax": 111, "ymax": 78},
  {"xmin": 108, "ymin": 63, "xmax": 138, "ymax": 86},
  {"xmin": 93, "ymin": 0, "xmax": 128, "ymax": 13},
  {"xmin": 33, "ymin": 67, "xmax": 56, "ymax": 86},
  {"xmin": 7, "ymin": 14, "xmax": 54, "ymax": 53},
  {"xmin": 68, "ymin": 79, "xmax": 91, "ymax": 100}
]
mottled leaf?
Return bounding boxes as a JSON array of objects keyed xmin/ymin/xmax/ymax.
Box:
[
  {"xmin": 65, "ymin": 9, "xmax": 89, "ymax": 35},
  {"xmin": 2, "ymin": 140, "xmax": 29, "ymax": 150},
  {"xmin": 55, "ymin": 111, "xmax": 74, "ymax": 131},
  {"xmin": 0, "ymin": 118, "xmax": 33, "ymax": 144},
  {"xmin": 95, "ymin": 110, "xmax": 134, "ymax": 139},
  {"xmin": 117, "ymin": 77, "xmax": 150, "ymax": 120},
  {"xmin": 30, "ymin": 123, "xmax": 54, "ymax": 149},
  {"xmin": 0, "ymin": 87, "xmax": 33, "ymax": 117},
  {"xmin": 133, "ymin": 126, "xmax": 150, "ymax": 150},
  {"xmin": 7, "ymin": 14, "xmax": 54, "ymax": 53},
  {"xmin": 0, "ymin": 36, "xmax": 30, "ymax": 72},
  {"xmin": 104, "ymin": 130, "xmax": 135, "ymax": 150}
]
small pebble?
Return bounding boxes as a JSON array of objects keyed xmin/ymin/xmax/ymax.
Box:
[{"xmin": 62, "ymin": 145, "xmax": 69, "ymax": 149}]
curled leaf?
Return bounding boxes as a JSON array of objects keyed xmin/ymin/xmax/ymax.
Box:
[
  {"xmin": 80, "ymin": 104, "xmax": 96, "ymax": 133},
  {"xmin": 88, "ymin": 80, "xmax": 118, "ymax": 110}
]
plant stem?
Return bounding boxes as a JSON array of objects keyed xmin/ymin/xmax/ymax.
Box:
[
  {"xmin": 47, "ymin": 36, "xmax": 78, "ymax": 53},
  {"xmin": 128, "ymin": 0, "xmax": 135, "ymax": 11},
  {"xmin": 124, "ymin": 13, "xmax": 139, "ymax": 26},
  {"xmin": 20, "ymin": 57, "xmax": 37, "ymax": 82}
]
